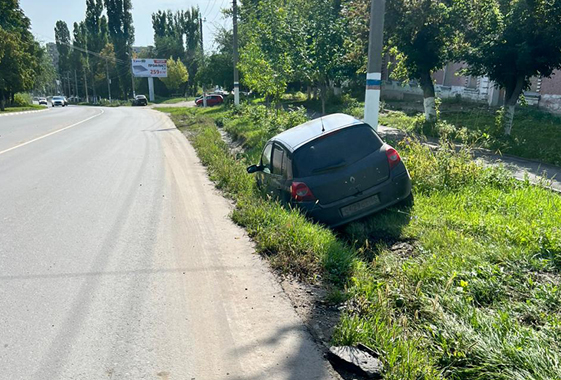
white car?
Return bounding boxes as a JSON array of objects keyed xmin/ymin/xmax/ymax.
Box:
[{"xmin": 52, "ymin": 96, "xmax": 66, "ymax": 107}]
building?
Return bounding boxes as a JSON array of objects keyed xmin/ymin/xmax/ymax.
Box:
[{"xmin": 382, "ymin": 61, "xmax": 561, "ymax": 113}]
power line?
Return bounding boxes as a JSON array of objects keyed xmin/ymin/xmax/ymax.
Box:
[{"xmin": 208, "ymin": 0, "xmax": 227, "ymax": 24}]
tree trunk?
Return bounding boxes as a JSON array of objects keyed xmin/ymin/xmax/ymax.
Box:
[
  {"xmin": 503, "ymin": 76, "xmax": 525, "ymax": 135},
  {"xmin": 0, "ymin": 89, "xmax": 5, "ymax": 111},
  {"xmin": 321, "ymin": 83, "xmax": 327, "ymax": 115},
  {"xmin": 419, "ymin": 71, "xmax": 436, "ymax": 122},
  {"xmin": 91, "ymin": 73, "xmax": 97, "ymax": 103},
  {"xmin": 307, "ymin": 85, "xmax": 312, "ymax": 101}
]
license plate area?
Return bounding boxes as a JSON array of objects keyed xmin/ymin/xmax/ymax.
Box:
[{"xmin": 340, "ymin": 195, "xmax": 380, "ymax": 218}]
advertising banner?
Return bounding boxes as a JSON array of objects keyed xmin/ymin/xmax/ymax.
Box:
[{"xmin": 131, "ymin": 59, "xmax": 167, "ymax": 78}]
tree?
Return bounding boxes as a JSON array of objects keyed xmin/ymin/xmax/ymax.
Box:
[
  {"xmin": 197, "ymin": 53, "xmax": 234, "ymax": 92},
  {"xmin": 104, "ymin": 0, "xmax": 134, "ymax": 98},
  {"xmin": 460, "ymin": 0, "xmax": 561, "ymax": 135},
  {"xmin": 85, "ymin": 0, "xmax": 107, "ymax": 53},
  {"xmin": 0, "ymin": 0, "xmax": 42, "ymax": 110},
  {"xmin": 385, "ymin": 0, "xmax": 458, "ymax": 121},
  {"xmin": 238, "ymin": 41, "xmax": 289, "ymax": 103},
  {"xmin": 196, "ymin": 28, "xmax": 235, "ymax": 92},
  {"xmin": 298, "ymin": 0, "xmax": 346, "ymax": 114},
  {"xmin": 152, "ymin": 10, "xmax": 184, "ymax": 60},
  {"xmin": 85, "ymin": 0, "xmax": 108, "ymax": 98},
  {"xmin": 238, "ymin": 0, "xmax": 296, "ymax": 103},
  {"xmin": 34, "ymin": 45, "xmax": 57, "ymax": 95},
  {"xmin": 97, "ymin": 43, "xmax": 118, "ymax": 99},
  {"xmin": 72, "ymin": 21, "xmax": 88, "ymax": 98},
  {"xmin": 54, "ymin": 20, "xmax": 72, "ymax": 94},
  {"xmin": 151, "ymin": 7, "xmax": 201, "ymax": 95},
  {"xmin": 160, "ymin": 57, "xmax": 189, "ymax": 94}
]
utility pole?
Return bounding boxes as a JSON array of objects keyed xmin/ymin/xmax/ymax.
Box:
[
  {"xmin": 83, "ymin": 67, "xmax": 89, "ymax": 103},
  {"xmin": 106, "ymin": 60, "xmax": 112, "ymax": 102},
  {"xmin": 199, "ymin": 15, "xmax": 204, "ymax": 52},
  {"xmin": 66, "ymin": 72, "xmax": 72, "ymax": 97},
  {"xmin": 131, "ymin": 62, "xmax": 136, "ymax": 98},
  {"xmin": 364, "ymin": 0, "xmax": 386, "ymax": 131},
  {"xmin": 74, "ymin": 70, "xmax": 79, "ymax": 101},
  {"xmin": 233, "ymin": 0, "xmax": 240, "ymax": 106}
]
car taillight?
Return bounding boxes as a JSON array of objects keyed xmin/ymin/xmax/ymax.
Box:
[
  {"xmin": 385, "ymin": 146, "xmax": 401, "ymax": 170},
  {"xmin": 291, "ymin": 182, "xmax": 316, "ymax": 202}
]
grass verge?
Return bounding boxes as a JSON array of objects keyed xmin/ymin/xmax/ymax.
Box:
[
  {"xmin": 378, "ymin": 105, "xmax": 561, "ymax": 167},
  {"xmin": 1, "ymin": 105, "xmax": 45, "ymax": 113},
  {"xmin": 159, "ymin": 104, "xmax": 561, "ymax": 379}
]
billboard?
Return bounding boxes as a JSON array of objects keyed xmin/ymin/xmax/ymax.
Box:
[{"xmin": 131, "ymin": 59, "xmax": 168, "ymax": 78}]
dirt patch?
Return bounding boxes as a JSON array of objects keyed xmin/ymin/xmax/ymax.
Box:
[
  {"xmin": 217, "ymin": 126, "xmax": 245, "ymax": 157},
  {"xmin": 389, "ymin": 241, "xmax": 416, "ymax": 259},
  {"xmin": 279, "ymin": 275, "xmax": 342, "ymax": 344},
  {"xmin": 279, "ymin": 275, "xmax": 371, "ymax": 380}
]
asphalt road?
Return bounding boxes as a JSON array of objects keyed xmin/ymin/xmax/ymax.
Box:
[{"xmin": 0, "ymin": 106, "xmax": 336, "ymax": 380}]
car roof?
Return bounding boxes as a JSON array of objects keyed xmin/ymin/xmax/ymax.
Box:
[{"xmin": 272, "ymin": 113, "xmax": 365, "ymax": 151}]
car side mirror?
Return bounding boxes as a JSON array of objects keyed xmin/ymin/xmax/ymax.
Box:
[{"xmin": 247, "ymin": 164, "xmax": 263, "ymax": 174}]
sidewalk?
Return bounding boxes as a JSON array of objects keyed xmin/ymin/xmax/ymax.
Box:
[{"xmin": 377, "ymin": 125, "xmax": 561, "ymax": 193}]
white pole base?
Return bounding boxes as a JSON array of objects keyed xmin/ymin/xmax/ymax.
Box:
[{"xmin": 364, "ymin": 73, "xmax": 381, "ymax": 131}]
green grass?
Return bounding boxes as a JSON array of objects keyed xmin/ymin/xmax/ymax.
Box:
[
  {"xmin": 154, "ymin": 96, "xmax": 195, "ymax": 104},
  {"xmin": 379, "ymin": 106, "xmax": 561, "ymax": 166},
  {"xmin": 160, "ymin": 103, "xmax": 561, "ymax": 379},
  {"xmin": 1, "ymin": 105, "xmax": 44, "ymax": 113}
]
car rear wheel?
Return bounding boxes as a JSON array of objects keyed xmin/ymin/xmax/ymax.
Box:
[{"xmin": 398, "ymin": 192, "xmax": 414, "ymax": 209}]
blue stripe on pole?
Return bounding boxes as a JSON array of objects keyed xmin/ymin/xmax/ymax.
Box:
[
  {"xmin": 366, "ymin": 79, "xmax": 382, "ymax": 86},
  {"xmin": 233, "ymin": 83, "xmax": 240, "ymax": 87}
]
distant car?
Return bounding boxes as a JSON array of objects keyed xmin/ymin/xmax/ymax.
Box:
[
  {"xmin": 195, "ymin": 94, "xmax": 223, "ymax": 107},
  {"xmin": 132, "ymin": 95, "xmax": 148, "ymax": 106},
  {"xmin": 52, "ymin": 96, "xmax": 66, "ymax": 107},
  {"xmin": 38, "ymin": 97, "xmax": 48, "ymax": 106},
  {"xmin": 213, "ymin": 88, "xmax": 230, "ymax": 97},
  {"xmin": 246, "ymin": 113, "xmax": 412, "ymax": 227},
  {"xmin": 62, "ymin": 97, "xmax": 68, "ymax": 106}
]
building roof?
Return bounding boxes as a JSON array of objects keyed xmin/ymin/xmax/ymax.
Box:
[{"xmin": 273, "ymin": 113, "xmax": 365, "ymax": 151}]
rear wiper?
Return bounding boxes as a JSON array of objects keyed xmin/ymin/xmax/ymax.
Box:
[{"xmin": 312, "ymin": 160, "xmax": 347, "ymax": 174}]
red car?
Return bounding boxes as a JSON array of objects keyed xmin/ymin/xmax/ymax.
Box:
[{"xmin": 195, "ymin": 94, "xmax": 224, "ymax": 107}]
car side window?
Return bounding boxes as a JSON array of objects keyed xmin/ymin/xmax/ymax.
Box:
[
  {"xmin": 282, "ymin": 154, "xmax": 292, "ymax": 179},
  {"xmin": 272, "ymin": 145, "xmax": 285, "ymax": 176},
  {"xmin": 261, "ymin": 143, "xmax": 273, "ymax": 173}
]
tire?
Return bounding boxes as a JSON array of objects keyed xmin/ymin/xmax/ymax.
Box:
[{"xmin": 399, "ymin": 192, "xmax": 414, "ymax": 209}]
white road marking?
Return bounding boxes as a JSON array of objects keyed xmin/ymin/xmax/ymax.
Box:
[
  {"xmin": 0, "ymin": 108, "xmax": 49, "ymax": 117},
  {"xmin": 0, "ymin": 109, "xmax": 104, "ymax": 156}
]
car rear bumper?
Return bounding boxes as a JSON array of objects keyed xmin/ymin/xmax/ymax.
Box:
[{"xmin": 295, "ymin": 169, "xmax": 412, "ymax": 227}]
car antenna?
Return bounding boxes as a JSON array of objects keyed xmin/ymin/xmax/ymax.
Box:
[{"xmin": 320, "ymin": 117, "xmax": 325, "ymax": 133}]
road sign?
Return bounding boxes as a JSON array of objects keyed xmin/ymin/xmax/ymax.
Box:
[{"xmin": 131, "ymin": 59, "xmax": 168, "ymax": 78}]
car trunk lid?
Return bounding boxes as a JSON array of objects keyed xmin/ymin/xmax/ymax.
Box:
[
  {"xmin": 292, "ymin": 124, "xmax": 388, "ymax": 205},
  {"xmin": 298, "ymin": 151, "xmax": 389, "ymax": 204}
]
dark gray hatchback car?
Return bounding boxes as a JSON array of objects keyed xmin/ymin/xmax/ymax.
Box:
[{"xmin": 247, "ymin": 113, "xmax": 412, "ymax": 227}]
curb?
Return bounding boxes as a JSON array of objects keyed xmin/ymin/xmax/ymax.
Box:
[{"xmin": 0, "ymin": 108, "xmax": 49, "ymax": 117}]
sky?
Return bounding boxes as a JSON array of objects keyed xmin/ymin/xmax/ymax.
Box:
[{"xmin": 19, "ymin": 0, "xmax": 231, "ymax": 53}]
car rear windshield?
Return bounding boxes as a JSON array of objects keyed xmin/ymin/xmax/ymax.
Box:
[{"xmin": 292, "ymin": 124, "xmax": 383, "ymax": 177}]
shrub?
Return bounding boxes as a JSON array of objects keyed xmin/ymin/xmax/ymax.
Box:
[{"xmin": 13, "ymin": 93, "xmax": 32, "ymax": 107}]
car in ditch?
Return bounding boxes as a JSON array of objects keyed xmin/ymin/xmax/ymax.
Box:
[{"xmin": 246, "ymin": 113, "xmax": 412, "ymax": 227}]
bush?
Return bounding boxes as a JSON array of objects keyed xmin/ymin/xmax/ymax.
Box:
[{"xmin": 13, "ymin": 93, "xmax": 32, "ymax": 107}]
